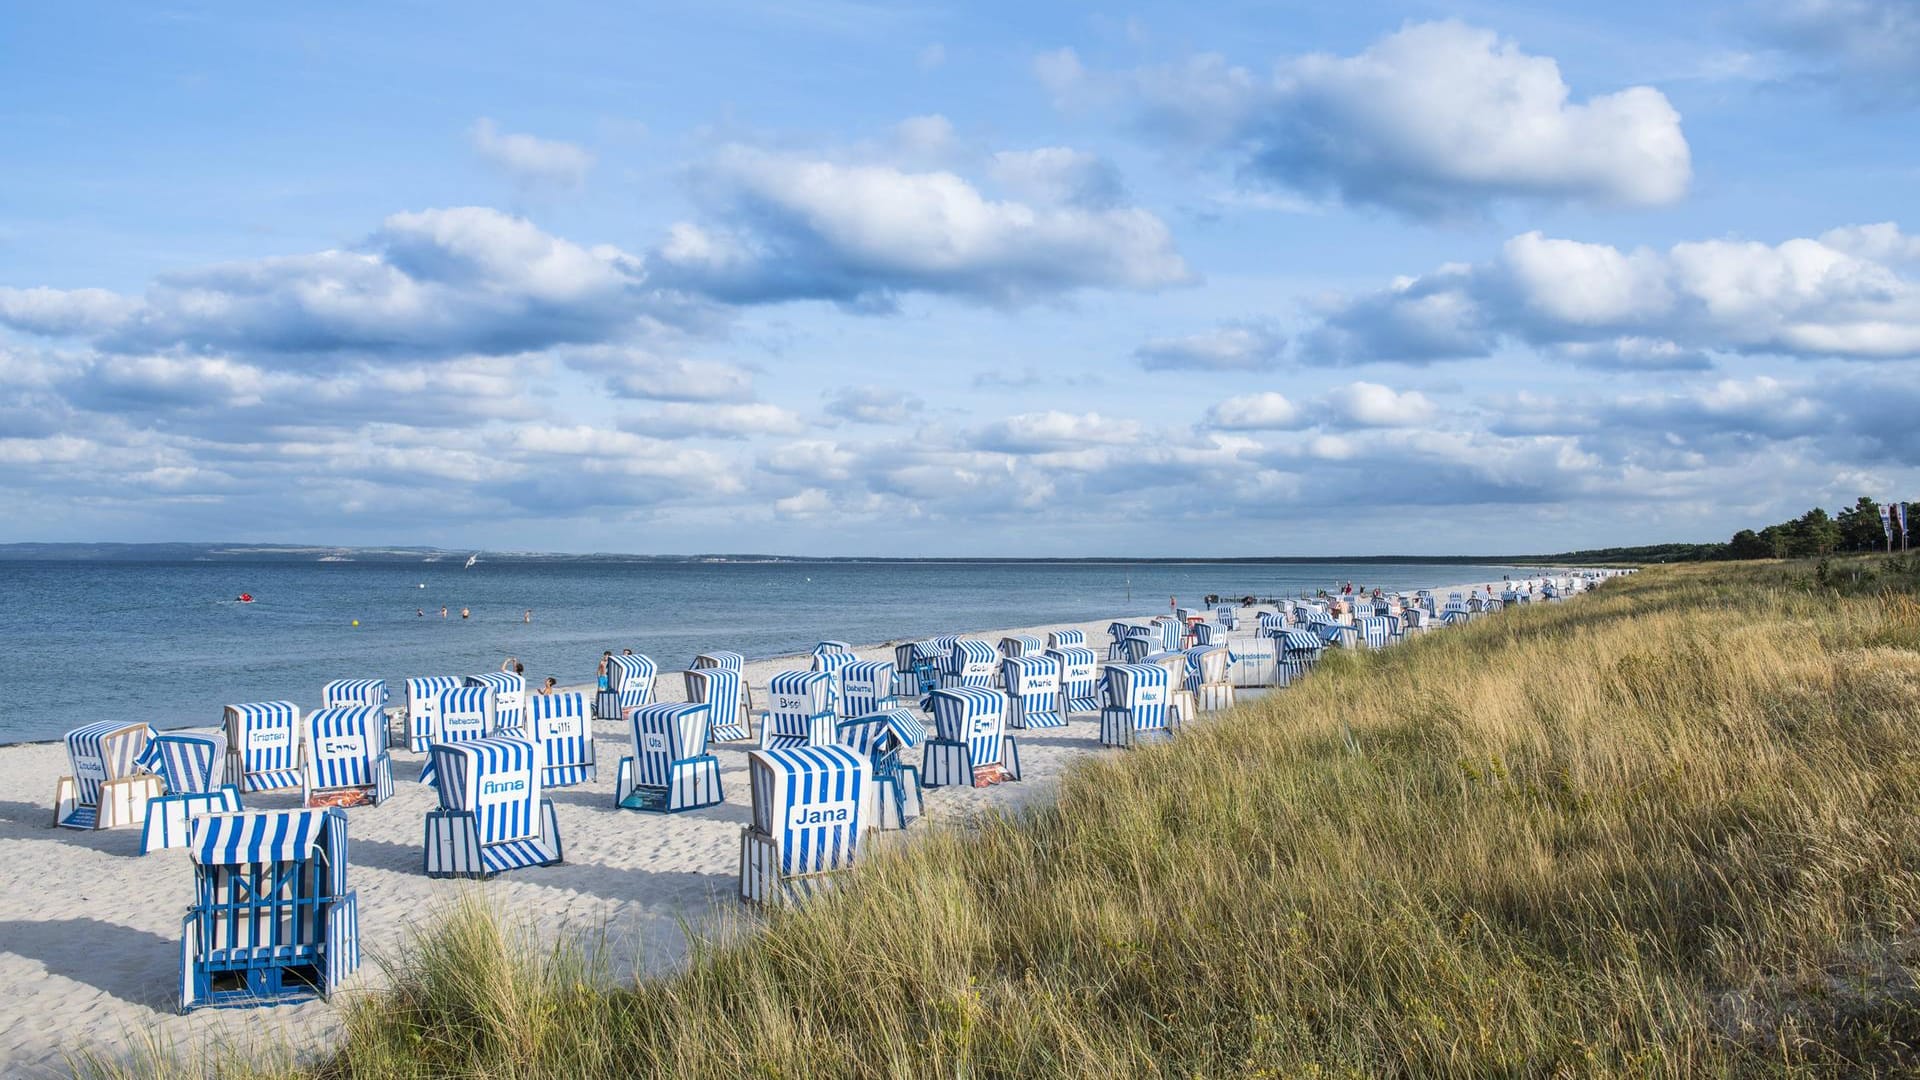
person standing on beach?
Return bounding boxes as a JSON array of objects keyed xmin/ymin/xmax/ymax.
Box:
[{"xmin": 597, "ymin": 651, "xmax": 613, "ymax": 691}]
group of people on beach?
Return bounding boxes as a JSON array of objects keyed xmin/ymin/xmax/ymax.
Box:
[{"xmin": 499, "ymin": 655, "xmax": 559, "ymax": 695}]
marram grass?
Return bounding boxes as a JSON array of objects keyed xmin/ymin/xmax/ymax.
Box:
[{"xmin": 89, "ymin": 556, "xmax": 1920, "ymax": 1078}]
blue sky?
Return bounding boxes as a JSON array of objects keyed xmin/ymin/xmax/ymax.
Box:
[{"xmin": 2, "ymin": 0, "xmax": 1917, "ymax": 555}]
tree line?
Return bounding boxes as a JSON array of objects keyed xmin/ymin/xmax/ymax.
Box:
[{"xmin": 1526, "ymin": 497, "xmax": 1914, "ymax": 564}]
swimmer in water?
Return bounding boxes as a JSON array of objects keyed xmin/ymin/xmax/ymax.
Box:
[{"xmin": 460, "ymin": 607, "xmax": 470, "ymax": 620}]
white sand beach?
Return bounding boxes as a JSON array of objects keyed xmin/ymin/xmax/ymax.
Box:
[{"xmin": 0, "ymin": 577, "xmax": 1565, "ymax": 1076}]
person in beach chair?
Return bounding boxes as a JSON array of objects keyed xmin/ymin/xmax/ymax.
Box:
[
  {"xmin": 417, "ymin": 684, "xmax": 495, "ymax": 787},
  {"xmin": 998, "ymin": 633, "xmax": 1044, "ymax": 660},
  {"xmin": 467, "ymin": 670, "xmax": 526, "ymax": 729},
  {"xmin": 836, "ymin": 708, "xmax": 925, "ymax": 830},
  {"xmin": 942, "ymin": 638, "xmax": 999, "ymax": 690},
  {"xmin": 761, "ymin": 670, "xmax": 837, "ymax": 749},
  {"xmin": 614, "ymin": 701, "xmax": 722, "ymax": 813},
  {"xmin": 138, "ymin": 731, "xmax": 242, "ymax": 854},
  {"xmin": 53, "ymin": 720, "xmax": 162, "ymax": 831},
  {"xmin": 424, "ymin": 735, "xmax": 564, "ymax": 879},
  {"xmin": 301, "ymin": 706, "xmax": 394, "ymax": 809},
  {"xmin": 1045, "ymin": 628, "xmax": 1087, "ymax": 650},
  {"xmin": 399, "ymin": 675, "xmax": 462, "ymax": 752},
  {"xmin": 1002, "ymin": 653, "xmax": 1065, "ymax": 729},
  {"xmin": 223, "ymin": 701, "xmax": 304, "ymax": 794},
  {"xmin": 685, "ymin": 665, "xmax": 753, "ymax": 743},
  {"xmin": 1048, "ymin": 644, "xmax": 1103, "ymax": 714},
  {"xmin": 810, "ymin": 647, "xmax": 857, "ymax": 716},
  {"xmin": 1099, "ymin": 663, "xmax": 1176, "ymax": 749},
  {"xmin": 180, "ymin": 808, "xmax": 359, "ymax": 1011},
  {"xmin": 320, "ymin": 678, "xmax": 387, "ymax": 711},
  {"xmin": 512, "ymin": 690, "xmax": 596, "ymax": 787},
  {"xmin": 923, "ymin": 686, "xmax": 1022, "ymax": 788},
  {"xmin": 739, "ymin": 744, "xmax": 873, "ymax": 905},
  {"xmin": 595, "ymin": 652, "xmax": 657, "ymax": 721},
  {"xmin": 840, "ymin": 659, "xmax": 899, "ymax": 718}
]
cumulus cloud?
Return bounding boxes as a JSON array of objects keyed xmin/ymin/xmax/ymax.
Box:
[
  {"xmin": 1204, "ymin": 392, "xmax": 1305, "ymax": 430},
  {"xmin": 1323, "ymin": 381, "xmax": 1435, "ymax": 427},
  {"xmin": 624, "ymin": 402, "xmax": 808, "ymax": 439},
  {"xmin": 470, "ymin": 118, "xmax": 596, "ymax": 188},
  {"xmin": 0, "ymin": 287, "xmax": 138, "ymax": 337},
  {"xmin": 650, "ymin": 143, "xmax": 1189, "ymax": 308},
  {"xmin": 968, "ymin": 410, "xmax": 1144, "ymax": 453},
  {"xmin": 1111, "ymin": 21, "xmax": 1691, "ymax": 218},
  {"xmin": 1136, "ymin": 324, "xmax": 1286, "ymax": 371},
  {"xmin": 988, "ymin": 147, "xmax": 1125, "ymax": 208},
  {"xmin": 1301, "ymin": 223, "xmax": 1920, "ymax": 365},
  {"xmin": 568, "ymin": 348, "xmax": 756, "ymax": 402},
  {"xmin": 824, "ymin": 385, "xmax": 923, "ymax": 424},
  {"xmin": 1754, "ymin": 0, "xmax": 1920, "ymax": 105}
]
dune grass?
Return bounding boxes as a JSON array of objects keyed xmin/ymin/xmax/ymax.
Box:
[{"xmin": 98, "ymin": 556, "xmax": 1920, "ymax": 1078}]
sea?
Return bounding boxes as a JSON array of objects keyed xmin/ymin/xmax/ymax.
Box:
[{"xmin": 0, "ymin": 557, "xmax": 1529, "ymax": 744}]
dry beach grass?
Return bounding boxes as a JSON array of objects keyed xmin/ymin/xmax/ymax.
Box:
[{"xmin": 89, "ymin": 556, "xmax": 1920, "ymax": 1078}]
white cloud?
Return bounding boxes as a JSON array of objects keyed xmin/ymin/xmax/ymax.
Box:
[
  {"xmin": 569, "ymin": 348, "xmax": 756, "ymax": 402},
  {"xmin": 988, "ymin": 147, "xmax": 1123, "ymax": 207},
  {"xmin": 1137, "ymin": 324, "xmax": 1285, "ymax": 371},
  {"xmin": 1205, "ymin": 392, "xmax": 1305, "ymax": 430},
  {"xmin": 1323, "ymin": 382, "xmax": 1435, "ymax": 427},
  {"xmin": 969, "ymin": 410, "xmax": 1144, "ymax": 453},
  {"xmin": 628, "ymin": 402, "xmax": 808, "ymax": 439},
  {"xmin": 1754, "ymin": 0, "xmax": 1920, "ymax": 105},
  {"xmin": 470, "ymin": 118, "xmax": 596, "ymax": 188},
  {"xmin": 824, "ymin": 385, "xmax": 922, "ymax": 424},
  {"xmin": 0, "ymin": 287, "xmax": 137, "ymax": 337}
]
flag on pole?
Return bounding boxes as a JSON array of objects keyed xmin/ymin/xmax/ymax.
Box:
[
  {"xmin": 1881, "ymin": 503, "xmax": 1894, "ymax": 540},
  {"xmin": 1897, "ymin": 502, "xmax": 1910, "ymax": 550}
]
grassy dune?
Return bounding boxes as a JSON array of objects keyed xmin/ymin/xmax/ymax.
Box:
[{"xmin": 107, "ymin": 556, "xmax": 1920, "ymax": 1078}]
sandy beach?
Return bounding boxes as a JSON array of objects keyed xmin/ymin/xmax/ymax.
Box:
[{"xmin": 0, "ymin": 577, "xmax": 1555, "ymax": 1076}]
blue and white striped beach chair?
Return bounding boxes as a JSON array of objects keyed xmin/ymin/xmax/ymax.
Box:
[
  {"xmin": 1119, "ymin": 635, "xmax": 1154, "ymax": 663},
  {"xmin": 812, "ymin": 640, "xmax": 852, "ymax": 657},
  {"xmin": 1258, "ymin": 611, "xmax": 1287, "ymax": 636},
  {"xmin": 302, "ymin": 707, "xmax": 394, "ymax": 809},
  {"xmin": 1002, "ymin": 654, "xmax": 1065, "ymax": 729},
  {"xmin": 685, "ymin": 666, "xmax": 752, "ymax": 743},
  {"xmin": 1190, "ymin": 622, "xmax": 1218, "ymax": 646},
  {"xmin": 1046, "ymin": 628, "xmax": 1086, "ymax": 649},
  {"xmin": 811, "ymin": 648, "xmax": 857, "ymax": 716},
  {"xmin": 54, "ymin": 720, "xmax": 161, "ymax": 831},
  {"xmin": 740, "ymin": 744, "xmax": 872, "ymax": 904},
  {"xmin": 139, "ymin": 732, "xmax": 242, "ymax": 854},
  {"xmin": 1317, "ymin": 621, "xmax": 1362, "ymax": 649},
  {"xmin": 181, "ymin": 808, "xmax": 358, "ymax": 1011},
  {"xmin": 467, "ymin": 671, "xmax": 526, "ymax": 730},
  {"xmin": 894, "ymin": 641, "xmax": 940, "ymax": 703},
  {"xmin": 417, "ymin": 685, "xmax": 494, "ymax": 787},
  {"xmin": 1215, "ymin": 605, "xmax": 1238, "ymax": 631},
  {"xmin": 693, "ymin": 650, "xmax": 744, "ymax": 671},
  {"xmin": 998, "ymin": 634, "xmax": 1044, "ymax": 660},
  {"xmin": 923, "ymin": 687, "xmax": 1021, "ymax": 788},
  {"xmin": 1186, "ymin": 644, "xmax": 1234, "ymax": 712},
  {"xmin": 1275, "ymin": 628, "xmax": 1324, "ymax": 685},
  {"xmin": 516, "ymin": 691, "xmax": 596, "ymax": 787},
  {"xmin": 943, "ymin": 638, "xmax": 998, "ymax": 689},
  {"xmin": 1106, "ymin": 622, "xmax": 1135, "ymax": 660},
  {"xmin": 836, "ymin": 709, "xmax": 925, "ymax": 830},
  {"xmin": 1356, "ymin": 616, "xmax": 1393, "ymax": 649},
  {"xmin": 1152, "ymin": 616, "xmax": 1185, "ymax": 652},
  {"xmin": 1099, "ymin": 663, "xmax": 1174, "ymax": 749},
  {"xmin": 1146, "ymin": 651, "xmax": 1199, "ymax": 727},
  {"xmin": 614, "ymin": 702, "xmax": 722, "ymax": 813},
  {"xmin": 400, "ymin": 675, "xmax": 463, "ymax": 752},
  {"xmin": 424, "ymin": 736, "xmax": 563, "ymax": 879},
  {"xmin": 321, "ymin": 678, "xmax": 387, "ymax": 711},
  {"xmin": 224, "ymin": 702, "xmax": 303, "ymax": 794},
  {"xmin": 761, "ymin": 670, "xmax": 836, "ymax": 749},
  {"xmin": 840, "ymin": 659, "xmax": 898, "ymax": 719},
  {"xmin": 1048, "ymin": 645, "xmax": 1102, "ymax": 714}
]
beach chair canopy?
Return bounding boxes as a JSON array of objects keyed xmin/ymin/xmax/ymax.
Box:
[
  {"xmin": 523, "ymin": 691, "xmax": 594, "ymax": 784},
  {"xmin": 437, "ymin": 685, "xmax": 496, "ymax": 741},
  {"xmin": 138, "ymin": 731, "xmax": 227, "ymax": 794},
  {"xmin": 321, "ymin": 678, "xmax": 387, "ymax": 710},
  {"xmin": 1103, "ymin": 663, "xmax": 1170, "ymax": 710},
  {"xmin": 305, "ymin": 707, "xmax": 386, "ymax": 789},
  {"xmin": 1046, "ymin": 628, "xmax": 1086, "ymax": 649},
  {"xmin": 812, "ymin": 640, "xmax": 852, "ymax": 656},
  {"xmin": 628, "ymin": 702, "xmax": 711, "ymax": 768},
  {"xmin": 224, "ymin": 702, "xmax": 303, "ymax": 790},
  {"xmin": 190, "ymin": 807, "xmax": 339, "ymax": 868},
  {"xmin": 430, "ymin": 736, "xmax": 544, "ymax": 843},
  {"xmin": 691, "ymin": 650, "xmax": 744, "ymax": 671},
  {"xmin": 747, "ymin": 745, "xmax": 871, "ymax": 877},
  {"xmin": 998, "ymin": 634, "xmax": 1044, "ymax": 658},
  {"xmin": 1004, "ymin": 654, "xmax": 1062, "ymax": 698},
  {"xmin": 929, "ymin": 687, "xmax": 1009, "ymax": 760},
  {"xmin": 64, "ymin": 721, "xmax": 155, "ymax": 804},
  {"xmin": 768, "ymin": 670, "xmax": 833, "ymax": 717},
  {"xmin": 841, "ymin": 659, "xmax": 895, "ymax": 713},
  {"xmin": 946, "ymin": 638, "xmax": 997, "ymax": 678},
  {"xmin": 837, "ymin": 709, "xmax": 927, "ymax": 758}
]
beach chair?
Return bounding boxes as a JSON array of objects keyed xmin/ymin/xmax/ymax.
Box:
[
  {"xmin": 895, "ymin": 641, "xmax": 940, "ymax": 703},
  {"xmin": 1358, "ymin": 615, "xmax": 1395, "ymax": 648},
  {"xmin": 1227, "ymin": 637, "xmax": 1278, "ymax": 688},
  {"xmin": 1276, "ymin": 628, "xmax": 1324, "ymax": 686},
  {"xmin": 416, "ymin": 685, "xmax": 494, "ymax": 787},
  {"xmin": 301, "ymin": 707, "xmax": 394, "ymax": 809},
  {"xmin": 424, "ymin": 736, "xmax": 563, "ymax": 878},
  {"xmin": 1317, "ymin": 621, "xmax": 1362, "ymax": 649},
  {"xmin": 685, "ymin": 666, "xmax": 753, "ymax": 742},
  {"xmin": 691, "ymin": 651, "xmax": 753, "ymax": 717},
  {"xmin": 467, "ymin": 671, "xmax": 526, "ymax": 729},
  {"xmin": 1047, "ymin": 645, "xmax": 1102, "ymax": 714},
  {"xmin": 1046, "ymin": 628, "xmax": 1086, "ymax": 649},
  {"xmin": 53, "ymin": 720, "xmax": 161, "ymax": 830},
  {"xmin": 739, "ymin": 745, "xmax": 872, "ymax": 905},
  {"xmin": 1190, "ymin": 622, "xmax": 1218, "ymax": 646},
  {"xmin": 1258, "ymin": 611, "xmax": 1287, "ymax": 636},
  {"xmin": 1151, "ymin": 616, "xmax": 1184, "ymax": 652},
  {"xmin": 1099, "ymin": 663, "xmax": 1175, "ymax": 748},
  {"xmin": 596, "ymin": 653, "xmax": 657, "ymax": 720},
  {"xmin": 614, "ymin": 702, "xmax": 722, "ymax": 812},
  {"xmin": 942, "ymin": 638, "xmax": 999, "ymax": 689},
  {"xmin": 998, "ymin": 633, "xmax": 1044, "ymax": 660},
  {"xmin": 517, "ymin": 691, "xmax": 596, "ymax": 787},
  {"xmin": 1215, "ymin": 605, "xmax": 1238, "ymax": 631},
  {"xmin": 812, "ymin": 640, "xmax": 853, "ymax": 657},
  {"xmin": 1002, "ymin": 654, "xmax": 1065, "ymax": 729},
  {"xmin": 841, "ymin": 659, "xmax": 898, "ymax": 718},
  {"xmin": 399, "ymin": 675, "xmax": 462, "ymax": 752},
  {"xmin": 180, "ymin": 808, "xmax": 358, "ymax": 1012},
  {"xmin": 1119, "ymin": 635, "xmax": 1154, "ymax": 663},
  {"xmin": 320, "ymin": 678, "xmax": 387, "ymax": 711},
  {"xmin": 1105, "ymin": 622, "xmax": 1135, "ymax": 660},
  {"xmin": 138, "ymin": 732, "xmax": 242, "ymax": 854},
  {"xmin": 1187, "ymin": 644, "xmax": 1234, "ymax": 712},
  {"xmin": 223, "ymin": 702, "xmax": 303, "ymax": 794},
  {"xmin": 923, "ymin": 687, "xmax": 1021, "ymax": 788},
  {"xmin": 1146, "ymin": 651, "xmax": 1198, "ymax": 726},
  {"xmin": 836, "ymin": 709, "xmax": 925, "ymax": 830},
  {"xmin": 761, "ymin": 670, "xmax": 836, "ymax": 749},
  {"xmin": 811, "ymin": 648, "xmax": 857, "ymax": 715}
]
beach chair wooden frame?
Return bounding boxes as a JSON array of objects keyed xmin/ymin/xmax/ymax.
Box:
[
  {"xmin": 923, "ymin": 687, "xmax": 1021, "ymax": 787},
  {"xmin": 761, "ymin": 670, "xmax": 837, "ymax": 750},
  {"xmin": 223, "ymin": 702, "xmax": 304, "ymax": 794},
  {"xmin": 424, "ymin": 736, "xmax": 563, "ymax": 879},
  {"xmin": 1002, "ymin": 654, "xmax": 1065, "ymax": 729},
  {"xmin": 302, "ymin": 707, "xmax": 394, "ymax": 809},
  {"xmin": 53, "ymin": 720, "xmax": 161, "ymax": 830},
  {"xmin": 138, "ymin": 731, "xmax": 243, "ymax": 854},
  {"xmin": 614, "ymin": 702, "xmax": 722, "ymax": 813},
  {"xmin": 836, "ymin": 709, "xmax": 925, "ymax": 830},
  {"xmin": 739, "ymin": 745, "xmax": 873, "ymax": 905}
]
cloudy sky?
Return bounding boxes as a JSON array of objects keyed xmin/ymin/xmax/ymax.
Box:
[{"xmin": 2, "ymin": 1, "xmax": 1917, "ymax": 555}]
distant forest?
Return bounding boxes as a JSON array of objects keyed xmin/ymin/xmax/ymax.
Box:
[{"xmin": 1533, "ymin": 497, "xmax": 1915, "ymax": 564}]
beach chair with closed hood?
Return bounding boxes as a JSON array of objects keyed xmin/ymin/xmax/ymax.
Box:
[
  {"xmin": 739, "ymin": 744, "xmax": 873, "ymax": 904},
  {"xmin": 1215, "ymin": 605, "xmax": 1238, "ymax": 631},
  {"xmin": 1046, "ymin": 628, "xmax": 1086, "ymax": 649},
  {"xmin": 595, "ymin": 652, "xmax": 652, "ymax": 721},
  {"xmin": 54, "ymin": 720, "xmax": 161, "ymax": 831},
  {"xmin": 1189, "ymin": 622, "xmax": 1219, "ymax": 646},
  {"xmin": 416, "ymin": 684, "xmax": 495, "ymax": 787},
  {"xmin": 1145, "ymin": 651, "xmax": 1198, "ymax": 726},
  {"xmin": 514, "ymin": 690, "xmax": 596, "ymax": 787},
  {"xmin": 320, "ymin": 678, "xmax": 387, "ymax": 711},
  {"xmin": 1275, "ymin": 628, "xmax": 1325, "ymax": 686},
  {"xmin": 810, "ymin": 647, "xmax": 857, "ymax": 716},
  {"xmin": 836, "ymin": 708, "xmax": 926, "ymax": 830},
  {"xmin": 424, "ymin": 735, "xmax": 563, "ymax": 878},
  {"xmin": 692, "ymin": 650, "xmax": 753, "ymax": 723},
  {"xmin": 943, "ymin": 638, "xmax": 999, "ymax": 690},
  {"xmin": 1106, "ymin": 621, "xmax": 1135, "ymax": 660},
  {"xmin": 685, "ymin": 665, "xmax": 753, "ymax": 743},
  {"xmin": 180, "ymin": 808, "xmax": 358, "ymax": 1011},
  {"xmin": 895, "ymin": 641, "xmax": 943, "ymax": 705},
  {"xmin": 1048, "ymin": 645, "xmax": 1102, "ymax": 714},
  {"xmin": 614, "ymin": 702, "xmax": 722, "ymax": 812},
  {"xmin": 1002, "ymin": 653, "xmax": 1065, "ymax": 729},
  {"xmin": 301, "ymin": 706, "xmax": 394, "ymax": 809},
  {"xmin": 923, "ymin": 686, "xmax": 1022, "ymax": 788},
  {"xmin": 840, "ymin": 659, "xmax": 899, "ymax": 718},
  {"xmin": 1099, "ymin": 663, "xmax": 1175, "ymax": 749},
  {"xmin": 467, "ymin": 670, "xmax": 527, "ymax": 730},
  {"xmin": 998, "ymin": 633, "xmax": 1044, "ymax": 660},
  {"xmin": 398, "ymin": 675, "xmax": 462, "ymax": 751},
  {"xmin": 1186, "ymin": 644, "xmax": 1235, "ymax": 712},
  {"xmin": 761, "ymin": 670, "xmax": 836, "ymax": 749},
  {"xmin": 1356, "ymin": 615, "xmax": 1394, "ymax": 649},
  {"xmin": 223, "ymin": 702, "xmax": 304, "ymax": 794},
  {"xmin": 1151, "ymin": 615, "xmax": 1185, "ymax": 652},
  {"xmin": 812, "ymin": 640, "xmax": 852, "ymax": 657},
  {"xmin": 138, "ymin": 731, "xmax": 242, "ymax": 854}
]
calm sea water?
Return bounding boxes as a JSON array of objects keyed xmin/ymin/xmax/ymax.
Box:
[{"xmin": 0, "ymin": 558, "xmax": 1525, "ymax": 744}]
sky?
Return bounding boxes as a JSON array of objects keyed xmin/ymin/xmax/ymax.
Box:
[{"xmin": 1, "ymin": 0, "xmax": 1917, "ymax": 556}]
